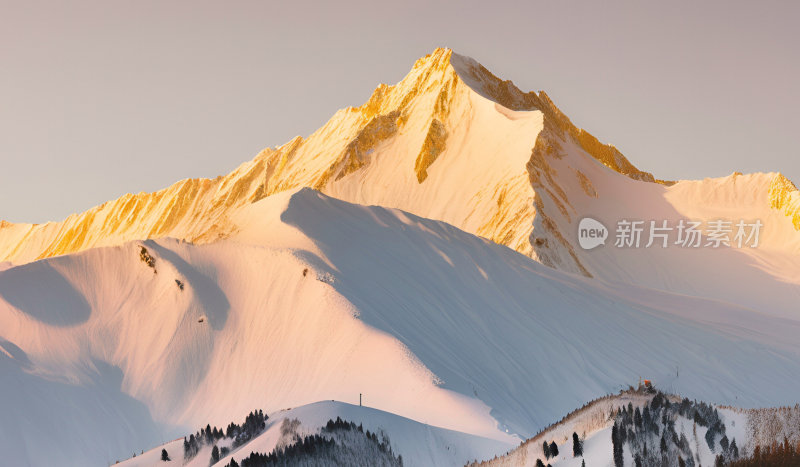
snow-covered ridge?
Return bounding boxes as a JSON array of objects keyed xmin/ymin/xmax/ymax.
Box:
[
  {"xmin": 117, "ymin": 401, "xmax": 513, "ymax": 467},
  {"xmin": 472, "ymin": 390, "xmax": 800, "ymax": 467},
  {"xmin": 470, "ymin": 390, "xmax": 659, "ymax": 467},
  {"xmin": 530, "ymin": 151, "xmax": 800, "ymax": 318}
]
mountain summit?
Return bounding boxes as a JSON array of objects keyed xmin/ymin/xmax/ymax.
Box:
[
  {"xmin": 0, "ymin": 48, "xmax": 654, "ymax": 264},
  {"xmin": 1, "ymin": 47, "xmax": 798, "ymax": 307}
]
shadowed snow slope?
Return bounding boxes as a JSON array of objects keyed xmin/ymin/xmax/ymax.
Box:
[
  {"xmin": 528, "ymin": 137, "xmax": 800, "ymax": 319},
  {"xmin": 2, "ymin": 188, "xmax": 800, "ymax": 465}
]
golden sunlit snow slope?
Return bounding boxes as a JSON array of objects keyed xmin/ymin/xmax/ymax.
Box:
[{"xmin": 0, "ymin": 48, "xmax": 656, "ymax": 265}]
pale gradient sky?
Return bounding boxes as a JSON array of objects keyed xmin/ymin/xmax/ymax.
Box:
[{"xmin": 2, "ymin": 0, "xmax": 798, "ymax": 223}]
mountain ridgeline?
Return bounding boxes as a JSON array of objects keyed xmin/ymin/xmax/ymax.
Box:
[{"xmin": 0, "ymin": 48, "xmax": 670, "ymax": 266}]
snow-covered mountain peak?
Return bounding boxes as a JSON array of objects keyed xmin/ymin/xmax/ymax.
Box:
[
  {"xmin": 1, "ymin": 48, "xmax": 798, "ymax": 314},
  {"xmin": 399, "ymin": 47, "xmax": 536, "ymax": 112},
  {"xmin": 0, "ymin": 48, "xmax": 654, "ymax": 266}
]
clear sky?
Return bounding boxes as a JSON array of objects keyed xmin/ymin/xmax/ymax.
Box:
[{"xmin": 2, "ymin": 0, "xmax": 798, "ymax": 223}]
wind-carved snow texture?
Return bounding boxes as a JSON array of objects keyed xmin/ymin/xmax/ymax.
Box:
[{"xmin": 3, "ymin": 188, "xmax": 800, "ymax": 465}]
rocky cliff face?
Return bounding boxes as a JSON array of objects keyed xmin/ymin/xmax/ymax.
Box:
[{"xmin": 769, "ymin": 172, "xmax": 800, "ymax": 229}]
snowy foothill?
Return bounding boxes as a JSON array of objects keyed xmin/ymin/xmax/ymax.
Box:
[
  {"xmin": 475, "ymin": 391, "xmax": 794, "ymax": 467},
  {"xmin": 118, "ymin": 401, "xmax": 512, "ymax": 467}
]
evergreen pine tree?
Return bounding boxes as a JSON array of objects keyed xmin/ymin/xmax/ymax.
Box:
[
  {"xmin": 161, "ymin": 449, "xmax": 169, "ymax": 461},
  {"xmin": 720, "ymin": 435, "xmax": 729, "ymax": 452},
  {"xmin": 730, "ymin": 438, "xmax": 739, "ymax": 458},
  {"xmin": 187, "ymin": 434, "xmax": 198, "ymax": 459},
  {"xmin": 536, "ymin": 459, "xmax": 545, "ymax": 467},
  {"xmin": 211, "ymin": 445, "xmax": 220, "ymax": 463},
  {"xmin": 573, "ymin": 431, "xmax": 583, "ymax": 457},
  {"xmin": 549, "ymin": 441, "xmax": 559, "ymax": 457},
  {"xmin": 612, "ymin": 422, "xmax": 624, "ymax": 467},
  {"xmin": 543, "ymin": 441, "xmax": 551, "ymax": 459}
]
